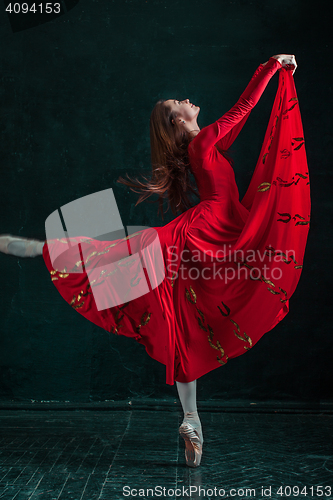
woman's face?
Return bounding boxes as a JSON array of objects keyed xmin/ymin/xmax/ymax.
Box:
[{"xmin": 164, "ymin": 99, "xmax": 200, "ymax": 124}]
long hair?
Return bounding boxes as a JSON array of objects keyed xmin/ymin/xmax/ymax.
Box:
[{"xmin": 117, "ymin": 99, "xmax": 233, "ymax": 221}]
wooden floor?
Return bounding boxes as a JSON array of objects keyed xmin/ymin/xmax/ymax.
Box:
[{"xmin": 0, "ymin": 409, "xmax": 332, "ymax": 499}]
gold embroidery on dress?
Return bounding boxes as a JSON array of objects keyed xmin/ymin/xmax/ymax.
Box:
[
  {"xmin": 130, "ymin": 270, "xmax": 141, "ymax": 287},
  {"xmin": 88, "ymin": 268, "xmax": 118, "ymax": 288},
  {"xmin": 68, "ymin": 283, "xmax": 93, "ymax": 309},
  {"xmin": 196, "ymin": 308, "xmax": 206, "ymax": 332},
  {"xmin": 55, "ymin": 232, "xmax": 144, "ymax": 270},
  {"xmin": 185, "ymin": 285, "xmax": 196, "ymax": 304},
  {"xmin": 236, "ymin": 249, "xmax": 295, "ymax": 303},
  {"xmin": 229, "ymin": 318, "xmax": 252, "ymax": 351},
  {"xmin": 85, "ymin": 251, "xmax": 98, "ymax": 264},
  {"xmin": 270, "ymin": 169, "xmax": 309, "ymax": 189},
  {"xmin": 122, "ymin": 232, "xmax": 143, "ymax": 241},
  {"xmin": 71, "ymin": 260, "xmax": 84, "ymax": 270},
  {"xmin": 82, "ymin": 233, "xmax": 142, "ymax": 266},
  {"xmin": 276, "ymin": 212, "xmax": 291, "ymax": 223},
  {"xmin": 136, "ymin": 311, "xmax": 152, "ymax": 336},
  {"xmin": 264, "ymin": 246, "xmax": 302, "ymax": 269},
  {"xmin": 283, "ymin": 98, "xmax": 298, "ymax": 115},
  {"xmin": 50, "ymin": 268, "xmax": 69, "ymax": 281},
  {"xmin": 89, "ymin": 233, "xmax": 141, "ymax": 268},
  {"xmin": 217, "ymin": 301, "xmax": 230, "ymax": 316},
  {"xmin": 279, "ymin": 287, "xmax": 288, "ymax": 304},
  {"xmin": 185, "ymin": 285, "xmax": 228, "ymax": 365},
  {"xmin": 260, "ymin": 276, "xmax": 275, "ymax": 287},
  {"xmin": 262, "ymin": 114, "xmax": 279, "ymax": 164},
  {"xmin": 276, "ymin": 212, "xmax": 310, "ymax": 226},
  {"xmin": 69, "ymin": 294, "xmax": 77, "ymax": 307},
  {"xmin": 257, "ymin": 182, "xmax": 271, "ymax": 192},
  {"xmin": 295, "ymin": 213, "xmax": 310, "ymax": 226},
  {"xmin": 207, "ymin": 326, "xmax": 228, "ymax": 365},
  {"xmin": 294, "ymin": 142, "xmax": 305, "ymax": 150},
  {"xmin": 278, "ymin": 93, "xmax": 282, "ymax": 112},
  {"xmin": 57, "ymin": 238, "xmax": 77, "ymax": 243},
  {"xmin": 110, "ymin": 302, "xmax": 130, "ymax": 335},
  {"xmin": 118, "ymin": 256, "xmax": 137, "ymax": 266}
]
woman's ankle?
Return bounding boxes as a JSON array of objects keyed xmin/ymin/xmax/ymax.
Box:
[
  {"xmin": 183, "ymin": 411, "xmax": 201, "ymax": 426},
  {"xmin": 184, "ymin": 410, "xmax": 199, "ymax": 419}
]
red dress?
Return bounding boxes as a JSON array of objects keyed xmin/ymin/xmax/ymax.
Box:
[{"xmin": 42, "ymin": 57, "xmax": 311, "ymax": 385}]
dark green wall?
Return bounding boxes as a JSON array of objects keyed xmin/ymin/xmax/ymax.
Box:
[{"xmin": 0, "ymin": 0, "xmax": 331, "ymax": 403}]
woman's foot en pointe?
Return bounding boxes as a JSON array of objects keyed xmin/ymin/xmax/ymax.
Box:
[
  {"xmin": 0, "ymin": 234, "xmax": 45, "ymax": 258},
  {"xmin": 179, "ymin": 410, "xmax": 203, "ymax": 467}
]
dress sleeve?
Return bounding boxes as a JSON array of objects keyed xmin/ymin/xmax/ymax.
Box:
[{"xmin": 191, "ymin": 57, "xmax": 282, "ymax": 158}]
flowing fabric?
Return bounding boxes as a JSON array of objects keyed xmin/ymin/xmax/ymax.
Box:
[{"xmin": 42, "ymin": 58, "xmax": 311, "ymax": 385}]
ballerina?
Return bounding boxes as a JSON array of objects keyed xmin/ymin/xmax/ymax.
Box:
[{"xmin": 1, "ymin": 54, "xmax": 309, "ymax": 469}]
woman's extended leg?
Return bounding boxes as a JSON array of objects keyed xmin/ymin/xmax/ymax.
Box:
[
  {"xmin": 0, "ymin": 235, "xmax": 45, "ymax": 258},
  {"xmin": 176, "ymin": 379, "xmax": 203, "ymax": 467}
]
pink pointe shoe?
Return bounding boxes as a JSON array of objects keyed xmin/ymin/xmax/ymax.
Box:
[
  {"xmin": 0, "ymin": 234, "xmax": 45, "ymax": 258},
  {"xmin": 179, "ymin": 419, "xmax": 203, "ymax": 467}
]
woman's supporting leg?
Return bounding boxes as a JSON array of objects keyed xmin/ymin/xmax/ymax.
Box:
[
  {"xmin": 176, "ymin": 379, "xmax": 203, "ymax": 467},
  {"xmin": 176, "ymin": 380, "xmax": 198, "ymax": 414},
  {"xmin": 176, "ymin": 380, "xmax": 202, "ymax": 431},
  {"xmin": 0, "ymin": 235, "xmax": 45, "ymax": 257}
]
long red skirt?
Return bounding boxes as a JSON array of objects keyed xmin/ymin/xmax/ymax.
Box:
[{"xmin": 43, "ymin": 70, "xmax": 310, "ymax": 385}]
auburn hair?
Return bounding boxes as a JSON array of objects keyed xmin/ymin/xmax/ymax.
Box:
[{"xmin": 117, "ymin": 99, "xmax": 233, "ymax": 221}]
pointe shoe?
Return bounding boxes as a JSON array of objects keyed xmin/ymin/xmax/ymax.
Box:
[
  {"xmin": 179, "ymin": 420, "xmax": 203, "ymax": 467},
  {"xmin": 0, "ymin": 234, "xmax": 45, "ymax": 258}
]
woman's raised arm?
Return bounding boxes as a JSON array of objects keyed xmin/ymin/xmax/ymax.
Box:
[{"xmin": 190, "ymin": 56, "xmax": 285, "ymax": 158}]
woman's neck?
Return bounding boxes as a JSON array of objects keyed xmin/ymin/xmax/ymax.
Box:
[{"xmin": 188, "ymin": 129, "xmax": 200, "ymax": 142}]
